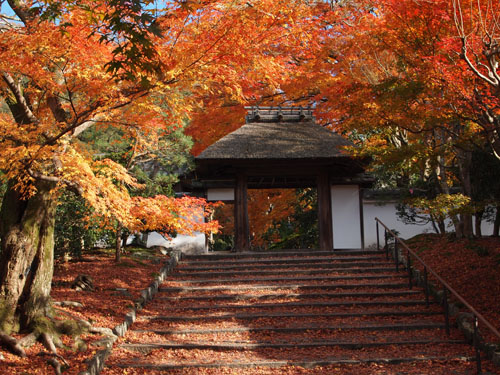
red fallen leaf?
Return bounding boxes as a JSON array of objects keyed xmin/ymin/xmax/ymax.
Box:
[
  {"xmin": 407, "ymin": 234, "xmax": 500, "ymax": 342},
  {"xmin": 0, "ymin": 250, "xmax": 165, "ymax": 375},
  {"xmin": 104, "ymin": 243, "xmax": 500, "ymax": 375}
]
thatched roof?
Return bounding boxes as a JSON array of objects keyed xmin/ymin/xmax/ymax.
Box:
[{"xmin": 197, "ymin": 121, "xmax": 354, "ymax": 161}]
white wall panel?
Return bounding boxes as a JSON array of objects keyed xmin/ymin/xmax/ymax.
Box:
[
  {"xmin": 331, "ymin": 185, "xmax": 362, "ymax": 249},
  {"xmin": 207, "ymin": 188, "xmax": 234, "ymax": 202}
]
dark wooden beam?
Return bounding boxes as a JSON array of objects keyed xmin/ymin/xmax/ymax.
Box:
[
  {"xmin": 195, "ymin": 158, "xmax": 367, "ymax": 178},
  {"xmin": 234, "ymin": 172, "xmax": 250, "ymax": 252},
  {"xmin": 317, "ymin": 170, "xmax": 333, "ymax": 251}
]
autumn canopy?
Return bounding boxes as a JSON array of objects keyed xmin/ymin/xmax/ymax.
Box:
[
  {"xmin": 1, "ymin": 0, "xmax": 500, "ymax": 363},
  {"xmin": 0, "ymin": 0, "xmax": 322, "ymax": 336}
]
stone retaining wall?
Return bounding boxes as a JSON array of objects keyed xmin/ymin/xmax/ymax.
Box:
[{"xmin": 78, "ymin": 250, "xmax": 182, "ymax": 375}]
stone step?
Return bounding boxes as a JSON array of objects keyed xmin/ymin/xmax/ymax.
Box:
[
  {"xmin": 112, "ymin": 339, "xmax": 473, "ymax": 361},
  {"xmin": 132, "ymin": 322, "xmax": 445, "ymax": 335},
  {"xmin": 156, "ymin": 299, "xmax": 432, "ymax": 312},
  {"xmin": 119, "ymin": 339, "xmax": 465, "ymax": 352},
  {"xmin": 156, "ymin": 290, "xmax": 422, "ymax": 302},
  {"xmin": 132, "ymin": 314, "xmax": 445, "ymax": 332},
  {"xmin": 182, "ymin": 250, "xmax": 384, "ymax": 261},
  {"xmin": 159, "ymin": 282, "xmax": 410, "ymax": 293},
  {"xmin": 101, "ymin": 247, "xmax": 486, "ymax": 375},
  {"xmin": 179, "ymin": 256, "xmax": 389, "ymax": 267},
  {"xmin": 112, "ymin": 355, "xmax": 473, "ymax": 371},
  {"xmin": 169, "ymin": 274, "xmax": 402, "ymax": 285},
  {"xmin": 143, "ymin": 304, "xmax": 441, "ymax": 320},
  {"xmin": 126, "ymin": 326, "xmax": 454, "ymax": 347},
  {"xmin": 143, "ymin": 310, "xmax": 443, "ymax": 322},
  {"xmin": 173, "ymin": 267, "xmax": 398, "ymax": 277}
]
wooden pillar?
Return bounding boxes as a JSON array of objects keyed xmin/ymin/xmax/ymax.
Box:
[
  {"xmin": 317, "ymin": 170, "xmax": 333, "ymax": 251},
  {"xmin": 234, "ymin": 172, "xmax": 250, "ymax": 252}
]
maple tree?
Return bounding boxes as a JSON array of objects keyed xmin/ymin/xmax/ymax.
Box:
[
  {"xmin": 211, "ymin": 188, "xmax": 319, "ymax": 250},
  {"xmin": 452, "ymin": 0, "xmax": 500, "ymax": 157},
  {"xmin": 184, "ymin": 0, "xmax": 500, "ymax": 243},
  {"xmin": 0, "ymin": 0, "xmax": 326, "ymax": 362},
  {"xmin": 279, "ymin": 0, "xmax": 500, "ymax": 238},
  {"xmin": 77, "ymin": 122, "xmax": 196, "ymax": 262},
  {"xmin": 4, "ymin": 0, "xmax": 500, "ymax": 370}
]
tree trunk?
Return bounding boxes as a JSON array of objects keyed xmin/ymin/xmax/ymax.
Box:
[
  {"xmin": 475, "ymin": 210, "xmax": 483, "ymax": 237},
  {"xmin": 437, "ymin": 219, "xmax": 446, "ymax": 234},
  {"xmin": 115, "ymin": 224, "xmax": 122, "ymax": 263},
  {"xmin": 493, "ymin": 206, "xmax": 500, "ymax": 237},
  {"xmin": 436, "ymin": 154, "xmax": 463, "ymax": 237},
  {"xmin": 140, "ymin": 232, "xmax": 149, "ymax": 247},
  {"xmin": 0, "ymin": 181, "xmax": 57, "ymax": 333},
  {"xmin": 457, "ymin": 150, "xmax": 474, "ymax": 238},
  {"xmin": 121, "ymin": 231, "xmax": 128, "ymax": 249},
  {"xmin": 430, "ymin": 214, "xmax": 446, "ymax": 234}
]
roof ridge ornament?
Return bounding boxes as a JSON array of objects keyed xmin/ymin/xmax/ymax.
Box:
[{"xmin": 244, "ymin": 105, "xmax": 313, "ymax": 123}]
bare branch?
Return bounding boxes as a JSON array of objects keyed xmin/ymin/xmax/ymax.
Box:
[
  {"xmin": 44, "ymin": 89, "xmax": 148, "ymax": 145},
  {"xmin": 2, "ymin": 72, "xmax": 39, "ymax": 124},
  {"xmin": 61, "ymin": 70, "xmax": 79, "ymax": 119},
  {"xmin": 71, "ymin": 113, "xmax": 107, "ymax": 138},
  {"xmin": 27, "ymin": 169, "xmax": 59, "ymax": 183},
  {"xmin": 0, "ymin": 13, "xmax": 20, "ymax": 31},
  {"xmin": 169, "ymin": 14, "xmax": 190, "ymax": 58},
  {"xmin": 461, "ymin": 39, "xmax": 499, "ymax": 86},
  {"xmin": 27, "ymin": 169, "xmax": 84, "ymax": 195}
]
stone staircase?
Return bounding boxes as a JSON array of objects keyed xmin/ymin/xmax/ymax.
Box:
[{"xmin": 103, "ymin": 249, "xmax": 479, "ymax": 374}]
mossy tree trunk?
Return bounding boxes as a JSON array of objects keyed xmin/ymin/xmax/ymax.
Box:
[{"xmin": 0, "ymin": 181, "xmax": 57, "ymax": 333}]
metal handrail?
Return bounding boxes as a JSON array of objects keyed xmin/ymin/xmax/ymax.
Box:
[{"xmin": 375, "ymin": 217, "xmax": 500, "ymax": 374}]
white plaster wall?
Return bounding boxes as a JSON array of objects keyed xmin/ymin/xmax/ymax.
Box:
[
  {"xmin": 331, "ymin": 185, "xmax": 362, "ymax": 249},
  {"xmin": 474, "ymin": 212, "xmax": 494, "ymax": 236},
  {"xmin": 145, "ymin": 205, "xmax": 208, "ymax": 254},
  {"xmin": 362, "ymin": 201, "xmax": 436, "ymax": 248},
  {"xmin": 147, "ymin": 231, "xmax": 207, "ymax": 254},
  {"xmin": 362, "ymin": 201, "xmax": 495, "ymax": 248},
  {"xmin": 142, "ymin": 192, "xmax": 496, "ymax": 252},
  {"xmin": 207, "ymin": 188, "xmax": 234, "ymax": 202}
]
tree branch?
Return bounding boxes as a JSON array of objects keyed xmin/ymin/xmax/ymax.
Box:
[
  {"xmin": 6, "ymin": 0, "xmax": 30, "ymax": 25},
  {"xmin": 44, "ymin": 90, "xmax": 149, "ymax": 145},
  {"xmin": 27, "ymin": 169, "xmax": 84, "ymax": 195},
  {"xmin": 484, "ymin": 44, "xmax": 500, "ymax": 84},
  {"xmin": 461, "ymin": 39, "xmax": 499, "ymax": 86},
  {"xmin": 47, "ymin": 96, "xmax": 69, "ymax": 123},
  {"xmin": 2, "ymin": 72, "xmax": 39, "ymax": 124}
]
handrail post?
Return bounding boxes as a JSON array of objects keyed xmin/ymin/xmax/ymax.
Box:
[
  {"xmin": 407, "ymin": 250, "xmax": 412, "ymax": 289},
  {"xmin": 474, "ymin": 315, "xmax": 482, "ymax": 374},
  {"xmin": 424, "ymin": 267, "xmax": 429, "ymax": 308},
  {"xmin": 394, "ymin": 238, "xmax": 399, "ymax": 272},
  {"xmin": 443, "ymin": 287, "xmax": 450, "ymax": 336},
  {"xmin": 384, "ymin": 229, "xmax": 388, "ymax": 259},
  {"xmin": 376, "ymin": 221, "xmax": 380, "ymax": 251}
]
